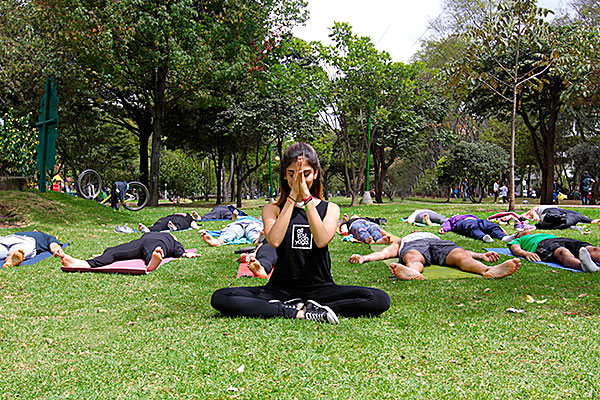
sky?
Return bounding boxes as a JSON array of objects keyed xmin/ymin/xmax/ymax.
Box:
[{"xmin": 292, "ymin": 0, "xmax": 568, "ymax": 63}]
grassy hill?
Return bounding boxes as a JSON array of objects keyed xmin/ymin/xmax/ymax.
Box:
[{"xmin": 0, "ymin": 191, "xmax": 599, "ymax": 399}]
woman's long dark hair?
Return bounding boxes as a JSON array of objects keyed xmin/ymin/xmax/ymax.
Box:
[{"xmin": 275, "ymin": 143, "xmax": 323, "ymax": 206}]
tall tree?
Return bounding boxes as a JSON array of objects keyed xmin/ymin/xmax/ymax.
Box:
[
  {"xmin": 317, "ymin": 23, "xmax": 418, "ymax": 206},
  {"xmin": 449, "ymin": 0, "xmax": 557, "ymax": 209},
  {"xmin": 36, "ymin": 0, "xmax": 308, "ymax": 206}
]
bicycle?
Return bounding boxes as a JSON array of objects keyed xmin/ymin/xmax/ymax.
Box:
[{"xmin": 77, "ymin": 169, "xmax": 149, "ymax": 211}]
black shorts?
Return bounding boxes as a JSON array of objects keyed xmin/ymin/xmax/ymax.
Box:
[
  {"xmin": 535, "ymin": 238, "xmax": 592, "ymax": 261},
  {"xmin": 399, "ymin": 238, "xmax": 461, "ymax": 266}
]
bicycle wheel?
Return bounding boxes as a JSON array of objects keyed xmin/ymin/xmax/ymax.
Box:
[
  {"xmin": 122, "ymin": 181, "xmax": 149, "ymax": 211},
  {"xmin": 77, "ymin": 169, "xmax": 102, "ymax": 200}
]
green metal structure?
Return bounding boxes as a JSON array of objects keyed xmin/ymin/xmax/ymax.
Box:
[{"xmin": 36, "ymin": 77, "xmax": 59, "ymax": 192}]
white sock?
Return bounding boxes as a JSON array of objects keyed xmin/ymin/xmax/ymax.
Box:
[
  {"xmin": 482, "ymin": 234, "xmax": 494, "ymax": 243},
  {"xmin": 579, "ymin": 247, "xmax": 599, "ymax": 273}
]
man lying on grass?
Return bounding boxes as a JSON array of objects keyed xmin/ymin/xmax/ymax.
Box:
[
  {"xmin": 507, "ymin": 230, "xmax": 600, "ymax": 272},
  {"xmin": 59, "ymin": 232, "xmax": 200, "ymax": 272},
  {"xmin": 1, "ymin": 231, "xmax": 65, "ymax": 268},
  {"xmin": 349, "ymin": 232, "xmax": 521, "ymax": 280}
]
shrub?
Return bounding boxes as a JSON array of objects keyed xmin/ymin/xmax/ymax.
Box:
[{"xmin": 0, "ymin": 111, "xmax": 38, "ymax": 178}]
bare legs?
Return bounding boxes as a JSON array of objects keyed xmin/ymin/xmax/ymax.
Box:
[
  {"xmin": 200, "ymin": 230, "xmax": 226, "ymax": 247},
  {"xmin": 388, "ymin": 248, "xmax": 521, "ymax": 280},
  {"xmin": 554, "ymin": 246, "xmax": 600, "ymax": 272},
  {"xmin": 444, "ymin": 248, "xmax": 520, "ymax": 278}
]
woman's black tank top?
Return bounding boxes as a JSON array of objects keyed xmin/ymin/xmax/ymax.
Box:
[{"xmin": 267, "ymin": 200, "xmax": 334, "ymax": 288}]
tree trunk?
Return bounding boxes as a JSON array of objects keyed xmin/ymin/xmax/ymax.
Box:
[
  {"xmin": 215, "ymin": 150, "xmax": 224, "ymax": 204},
  {"xmin": 236, "ymin": 167, "xmax": 243, "ymax": 208},
  {"xmin": 138, "ymin": 131, "xmax": 150, "ymax": 187},
  {"xmin": 350, "ymin": 192, "xmax": 359, "ymax": 207},
  {"xmin": 149, "ymin": 66, "xmax": 167, "ymax": 207}
]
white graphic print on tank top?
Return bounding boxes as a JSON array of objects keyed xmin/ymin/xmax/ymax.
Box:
[{"xmin": 291, "ymin": 225, "xmax": 313, "ymax": 249}]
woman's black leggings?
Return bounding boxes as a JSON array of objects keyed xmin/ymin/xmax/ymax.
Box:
[
  {"xmin": 87, "ymin": 238, "xmax": 149, "ymax": 267},
  {"xmin": 211, "ymin": 284, "xmax": 390, "ymax": 319}
]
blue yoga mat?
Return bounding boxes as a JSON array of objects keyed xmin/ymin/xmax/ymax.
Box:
[
  {"xmin": 485, "ymin": 247, "xmax": 590, "ymax": 273},
  {"xmin": 19, "ymin": 243, "xmax": 70, "ymax": 266}
]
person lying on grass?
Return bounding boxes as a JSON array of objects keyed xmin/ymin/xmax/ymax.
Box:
[
  {"xmin": 405, "ymin": 209, "xmax": 447, "ymax": 225},
  {"xmin": 439, "ymin": 214, "xmax": 516, "ymax": 243},
  {"xmin": 59, "ymin": 232, "xmax": 200, "ymax": 272},
  {"xmin": 349, "ymin": 232, "xmax": 521, "ymax": 280},
  {"xmin": 238, "ymin": 237, "xmax": 277, "ymax": 279},
  {"xmin": 200, "ymin": 215, "xmax": 264, "ymax": 247},
  {"xmin": 200, "ymin": 205, "xmax": 245, "ymax": 220},
  {"xmin": 338, "ymin": 214, "xmax": 392, "ymax": 244},
  {"xmin": 211, "ymin": 142, "xmax": 390, "ymax": 324},
  {"xmin": 527, "ymin": 206, "xmax": 600, "ymax": 230},
  {"xmin": 138, "ymin": 211, "xmax": 201, "ymax": 233},
  {"xmin": 507, "ymin": 230, "xmax": 600, "ymax": 272},
  {"xmin": 1, "ymin": 231, "xmax": 65, "ymax": 268}
]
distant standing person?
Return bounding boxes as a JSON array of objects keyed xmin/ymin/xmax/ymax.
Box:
[
  {"xmin": 579, "ymin": 171, "xmax": 595, "ymax": 205},
  {"xmin": 499, "ymin": 184, "xmax": 508, "ymax": 203},
  {"xmin": 493, "ymin": 180, "xmax": 500, "ymax": 203},
  {"xmin": 553, "ymin": 180, "xmax": 561, "ymax": 205},
  {"xmin": 461, "ymin": 179, "xmax": 469, "ymax": 202}
]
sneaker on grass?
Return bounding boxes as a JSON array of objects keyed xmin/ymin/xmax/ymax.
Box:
[{"xmin": 303, "ymin": 300, "xmax": 339, "ymax": 325}]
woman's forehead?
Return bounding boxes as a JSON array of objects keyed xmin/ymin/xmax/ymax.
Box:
[{"xmin": 286, "ymin": 162, "xmax": 314, "ymax": 172}]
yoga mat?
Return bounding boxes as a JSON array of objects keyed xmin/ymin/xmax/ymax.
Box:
[
  {"xmin": 485, "ymin": 247, "xmax": 585, "ymax": 273},
  {"xmin": 4, "ymin": 243, "xmax": 70, "ymax": 267},
  {"xmin": 370, "ymin": 244, "xmax": 481, "ymax": 280},
  {"xmin": 61, "ymin": 249, "xmax": 197, "ymax": 275},
  {"xmin": 236, "ymin": 262, "xmax": 273, "ymax": 279}
]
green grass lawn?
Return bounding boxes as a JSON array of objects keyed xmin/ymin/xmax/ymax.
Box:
[{"xmin": 1, "ymin": 191, "xmax": 599, "ymax": 399}]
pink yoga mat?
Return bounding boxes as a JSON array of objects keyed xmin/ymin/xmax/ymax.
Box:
[
  {"xmin": 236, "ymin": 262, "xmax": 273, "ymax": 279},
  {"xmin": 61, "ymin": 249, "xmax": 197, "ymax": 275}
]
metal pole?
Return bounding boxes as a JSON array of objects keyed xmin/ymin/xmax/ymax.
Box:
[{"xmin": 361, "ymin": 99, "xmax": 374, "ymax": 204}]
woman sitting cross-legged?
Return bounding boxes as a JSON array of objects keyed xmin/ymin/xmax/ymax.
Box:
[{"xmin": 210, "ymin": 142, "xmax": 391, "ymax": 324}]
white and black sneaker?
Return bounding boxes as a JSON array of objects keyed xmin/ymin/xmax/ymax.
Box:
[
  {"xmin": 303, "ymin": 300, "xmax": 339, "ymax": 325},
  {"xmin": 269, "ymin": 298, "xmax": 305, "ymax": 310}
]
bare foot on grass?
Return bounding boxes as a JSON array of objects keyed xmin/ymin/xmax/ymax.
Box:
[
  {"xmin": 59, "ymin": 253, "xmax": 90, "ymax": 269},
  {"xmin": 2, "ymin": 249, "xmax": 25, "ymax": 268},
  {"xmin": 147, "ymin": 247, "xmax": 165, "ymax": 272},
  {"xmin": 200, "ymin": 230, "xmax": 222, "ymax": 247},
  {"xmin": 482, "ymin": 259, "xmax": 521, "ymax": 279},
  {"xmin": 389, "ymin": 262, "xmax": 424, "ymax": 280},
  {"xmin": 376, "ymin": 235, "xmax": 392, "ymax": 244}
]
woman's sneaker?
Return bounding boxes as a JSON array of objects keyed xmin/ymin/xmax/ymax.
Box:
[{"xmin": 303, "ymin": 300, "xmax": 339, "ymax": 325}]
